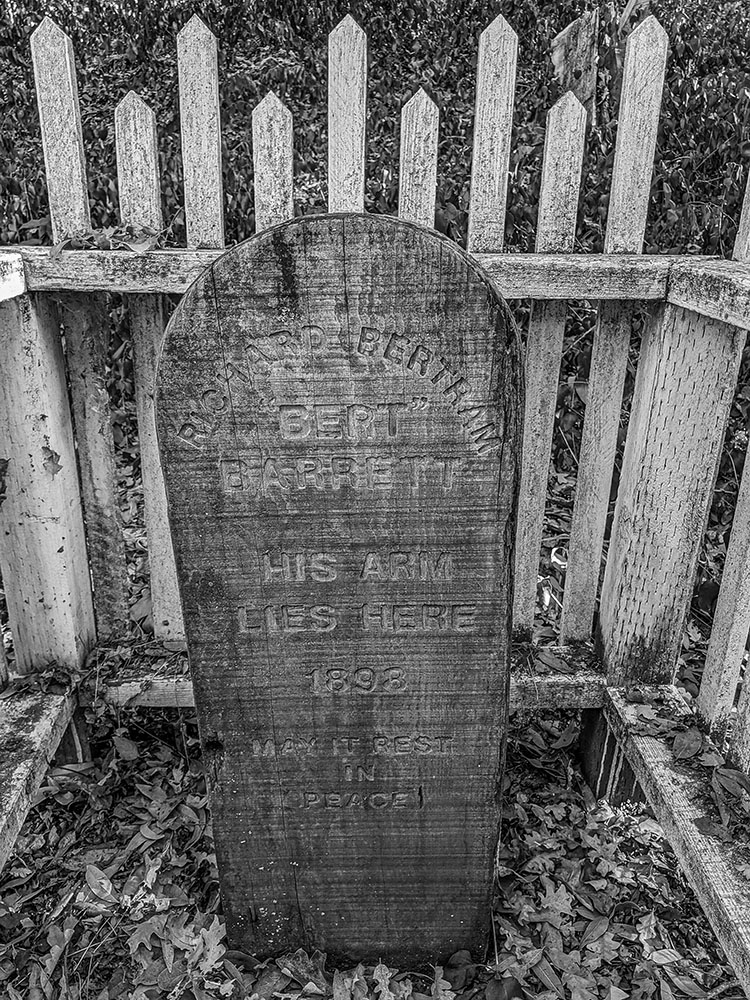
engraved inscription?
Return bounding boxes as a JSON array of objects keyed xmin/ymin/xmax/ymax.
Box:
[
  {"xmin": 307, "ymin": 666, "xmax": 407, "ymax": 695},
  {"xmin": 248, "ymin": 733, "xmax": 455, "ymax": 758},
  {"xmin": 284, "ymin": 789, "xmax": 423, "ymax": 810}
]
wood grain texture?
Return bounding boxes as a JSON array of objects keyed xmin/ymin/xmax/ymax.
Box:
[
  {"xmin": 599, "ymin": 305, "xmax": 744, "ymax": 685},
  {"xmin": 0, "ymin": 295, "xmax": 95, "ymax": 673},
  {"xmin": 604, "ymin": 16, "xmax": 668, "ymax": 255},
  {"xmin": 328, "ymin": 16, "xmax": 367, "ymax": 213},
  {"xmin": 0, "ymin": 689, "xmax": 74, "ymax": 873},
  {"xmin": 30, "ymin": 18, "xmax": 90, "ymax": 241},
  {"xmin": 177, "ymin": 15, "xmax": 224, "ymax": 248},
  {"xmin": 103, "ymin": 670, "xmax": 606, "ymax": 712},
  {"xmin": 9, "ymin": 247, "xmax": 684, "ymax": 299},
  {"xmin": 513, "ymin": 93, "xmax": 585, "ymax": 631},
  {"xmin": 0, "ymin": 253, "xmax": 25, "ymax": 301},
  {"xmin": 467, "ymin": 15, "xmax": 518, "ymax": 253},
  {"xmin": 551, "ymin": 11, "xmax": 599, "ymax": 127},
  {"xmin": 252, "ymin": 92, "xmax": 294, "ymax": 232},
  {"xmin": 560, "ymin": 300, "xmax": 633, "ymax": 642},
  {"xmin": 606, "ymin": 687, "xmax": 750, "ymax": 996},
  {"xmin": 668, "ymin": 257, "xmax": 750, "ymax": 328},
  {"xmin": 156, "ymin": 214, "xmax": 521, "ymax": 962},
  {"xmin": 398, "ymin": 88, "xmax": 439, "ymax": 228},
  {"xmin": 58, "ymin": 293, "xmax": 129, "ymax": 635},
  {"xmin": 735, "ymin": 176, "xmax": 750, "ymax": 264},
  {"xmin": 116, "ymin": 91, "xmax": 185, "ymax": 640}
]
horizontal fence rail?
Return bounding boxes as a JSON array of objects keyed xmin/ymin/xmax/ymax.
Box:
[{"xmin": 0, "ymin": 10, "xmax": 749, "ymax": 775}]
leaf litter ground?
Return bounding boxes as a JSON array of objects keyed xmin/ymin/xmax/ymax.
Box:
[{"xmin": 0, "ymin": 700, "xmax": 744, "ymax": 1000}]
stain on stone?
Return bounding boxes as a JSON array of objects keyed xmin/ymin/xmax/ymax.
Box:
[{"xmin": 271, "ymin": 227, "xmax": 300, "ymax": 316}]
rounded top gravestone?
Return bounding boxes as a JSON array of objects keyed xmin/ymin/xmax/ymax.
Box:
[{"xmin": 155, "ymin": 213, "xmax": 522, "ymax": 964}]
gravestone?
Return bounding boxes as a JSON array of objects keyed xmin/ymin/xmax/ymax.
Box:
[{"xmin": 156, "ymin": 214, "xmax": 521, "ymax": 963}]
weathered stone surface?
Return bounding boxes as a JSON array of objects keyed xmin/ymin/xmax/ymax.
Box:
[{"xmin": 156, "ymin": 214, "xmax": 521, "ymax": 963}]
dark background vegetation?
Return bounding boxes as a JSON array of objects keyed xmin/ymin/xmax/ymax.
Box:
[{"xmin": 1, "ymin": 0, "xmax": 749, "ymax": 670}]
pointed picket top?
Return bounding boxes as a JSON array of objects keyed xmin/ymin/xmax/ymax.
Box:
[
  {"xmin": 30, "ymin": 16, "xmax": 90, "ymax": 240},
  {"xmin": 467, "ymin": 13, "xmax": 518, "ymax": 253},
  {"xmin": 328, "ymin": 14, "xmax": 367, "ymax": 212},
  {"xmin": 734, "ymin": 178, "xmax": 750, "ymax": 263},
  {"xmin": 399, "ymin": 87, "xmax": 439, "ymax": 228},
  {"xmin": 252, "ymin": 91, "xmax": 294, "ymax": 232},
  {"xmin": 115, "ymin": 91, "xmax": 162, "ymax": 231},
  {"xmin": 536, "ymin": 91, "xmax": 586, "ymax": 252},
  {"xmin": 605, "ymin": 14, "xmax": 668, "ymax": 254},
  {"xmin": 177, "ymin": 13, "xmax": 224, "ymax": 248}
]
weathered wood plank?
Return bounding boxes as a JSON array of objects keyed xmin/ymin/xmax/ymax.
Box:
[
  {"xmin": 697, "ymin": 185, "xmax": 750, "ymax": 736},
  {"xmin": 606, "ymin": 687, "xmax": 750, "ymax": 996},
  {"xmin": 328, "ymin": 15, "xmax": 367, "ymax": 213},
  {"xmin": 177, "ymin": 15, "xmax": 224, "ymax": 248},
  {"xmin": 116, "ymin": 92, "xmax": 185, "ymax": 640},
  {"xmin": 156, "ymin": 214, "xmax": 521, "ymax": 961},
  {"xmin": 103, "ymin": 670, "xmax": 607, "ymax": 712},
  {"xmin": 668, "ymin": 257, "xmax": 750, "ymax": 328},
  {"xmin": 551, "ymin": 10, "xmax": 599, "ymax": 126},
  {"xmin": 0, "ymin": 295, "xmax": 95, "ymax": 672},
  {"xmin": 513, "ymin": 93, "xmax": 586, "ymax": 632},
  {"xmin": 467, "ymin": 14, "xmax": 518, "ymax": 253},
  {"xmin": 32, "ymin": 14, "xmax": 127, "ymax": 636},
  {"xmin": 30, "ymin": 18, "xmax": 90, "ymax": 241},
  {"xmin": 398, "ymin": 88, "xmax": 439, "ymax": 228},
  {"xmin": 9, "ymin": 247, "xmax": 685, "ymax": 299},
  {"xmin": 0, "ymin": 253, "xmax": 25, "ymax": 302},
  {"xmin": 561, "ymin": 16, "xmax": 669, "ymax": 643},
  {"xmin": 252, "ymin": 92, "xmax": 294, "ymax": 232},
  {"xmin": 58, "ymin": 293, "xmax": 129, "ymax": 635},
  {"xmin": 0, "ymin": 689, "xmax": 75, "ymax": 873},
  {"xmin": 599, "ymin": 305, "xmax": 744, "ymax": 685},
  {"xmin": 730, "ymin": 679, "xmax": 750, "ymax": 772}
]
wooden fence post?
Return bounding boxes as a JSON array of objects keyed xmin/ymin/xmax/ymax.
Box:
[
  {"xmin": 697, "ymin": 178, "xmax": 750, "ymax": 737},
  {"xmin": 116, "ymin": 92, "xmax": 185, "ymax": 639},
  {"xmin": 512, "ymin": 92, "xmax": 586, "ymax": 633},
  {"xmin": 467, "ymin": 14, "xmax": 517, "ymax": 254},
  {"xmin": 31, "ymin": 17, "xmax": 129, "ymax": 637},
  {"xmin": 328, "ymin": 15, "xmax": 367, "ymax": 213},
  {"xmin": 0, "ymin": 293, "xmax": 95, "ymax": 672},
  {"xmin": 560, "ymin": 16, "xmax": 668, "ymax": 643},
  {"xmin": 599, "ymin": 305, "xmax": 744, "ymax": 686}
]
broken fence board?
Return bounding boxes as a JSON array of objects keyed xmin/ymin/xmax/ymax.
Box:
[
  {"xmin": 328, "ymin": 16, "xmax": 367, "ymax": 213},
  {"xmin": 551, "ymin": 10, "xmax": 599, "ymax": 127},
  {"xmin": 0, "ymin": 689, "xmax": 75, "ymax": 873},
  {"xmin": 116, "ymin": 91, "xmax": 185, "ymax": 640},
  {"xmin": 513, "ymin": 92, "xmax": 586, "ymax": 632},
  {"xmin": 467, "ymin": 14, "xmax": 517, "ymax": 254}
]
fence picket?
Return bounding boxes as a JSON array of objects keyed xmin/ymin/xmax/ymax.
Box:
[
  {"xmin": 31, "ymin": 17, "xmax": 128, "ymax": 636},
  {"xmin": 398, "ymin": 88, "xmax": 439, "ymax": 228},
  {"xmin": 513, "ymin": 93, "xmax": 586, "ymax": 632},
  {"xmin": 177, "ymin": 15, "xmax": 224, "ymax": 248},
  {"xmin": 560, "ymin": 16, "xmax": 668, "ymax": 643},
  {"xmin": 697, "ymin": 182, "xmax": 750, "ymax": 735},
  {"xmin": 328, "ymin": 15, "xmax": 366, "ymax": 213},
  {"xmin": 116, "ymin": 92, "xmax": 185, "ymax": 640},
  {"xmin": 252, "ymin": 92, "xmax": 294, "ymax": 232},
  {"xmin": 467, "ymin": 15, "xmax": 517, "ymax": 254}
]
